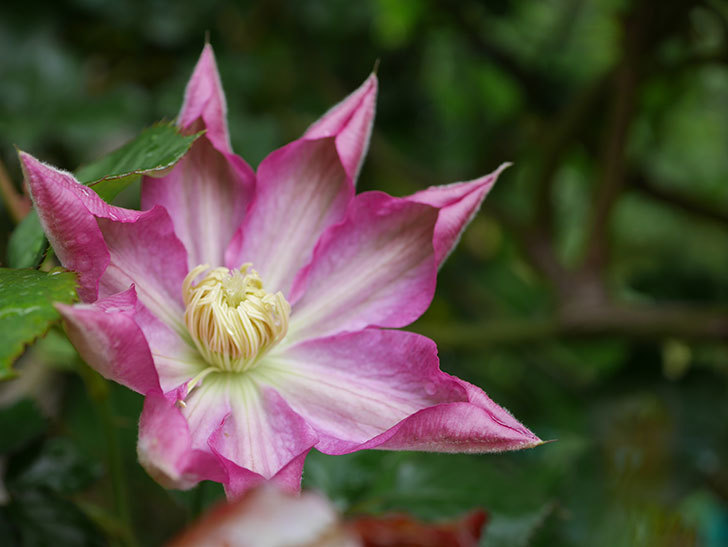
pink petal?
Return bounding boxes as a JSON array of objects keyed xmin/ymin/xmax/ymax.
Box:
[
  {"xmin": 225, "ymin": 138, "xmax": 351, "ymax": 295},
  {"xmin": 177, "ymin": 43, "xmax": 231, "ymax": 154},
  {"xmin": 304, "ymin": 73, "xmax": 377, "ymax": 182},
  {"xmin": 216, "ymin": 450, "xmax": 311, "ymax": 501},
  {"xmin": 207, "ymin": 385, "xmax": 318, "ymax": 482},
  {"xmin": 287, "ymin": 192, "xmax": 438, "ymax": 341},
  {"xmin": 95, "ymin": 205, "xmax": 189, "ymax": 331},
  {"xmin": 20, "ymin": 152, "xmax": 139, "ymax": 302},
  {"xmin": 262, "ymin": 329, "xmax": 465, "ymax": 454},
  {"xmin": 137, "ymin": 391, "xmax": 227, "ymax": 490},
  {"xmin": 173, "ymin": 376, "xmax": 317, "ymax": 496},
  {"xmin": 142, "ymin": 44, "xmax": 255, "ymax": 269},
  {"xmin": 55, "ymin": 287, "xmax": 160, "ymax": 395},
  {"xmin": 141, "ymin": 135, "xmax": 254, "ymax": 270},
  {"xmin": 133, "ymin": 306, "xmax": 208, "ymax": 394},
  {"xmin": 408, "ymin": 163, "xmax": 508, "ymax": 267},
  {"xmin": 20, "ymin": 152, "xmax": 190, "ymax": 333},
  {"xmin": 362, "ymin": 378, "xmax": 542, "ymax": 453}
]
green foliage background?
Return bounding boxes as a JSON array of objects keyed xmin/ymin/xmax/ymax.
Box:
[{"xmin": 1, "ymin": 0, "xmax": 727, "ymax": 545}]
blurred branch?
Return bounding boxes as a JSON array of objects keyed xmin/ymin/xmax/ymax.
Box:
[
  {"xmin": 533, "ymin": 74, "xmax": 611, "ymax": 242},
  {"xmin": 0, "ymin": 157, "xmax": 30, "ymax": 223},
  {"xmin": 582, "ymin": 8, "xmax": 646, "ymax": 274},
  {"xmin": 416, "ymin": 302, "xmax": 728, "ymax": 347},
  {"xmin": 435, "ymin": 0, "xmax": 562, "ymax": 111},
  {"xmin": 629, "ymin": 173, "xmax": 728, "ymax": 226}
]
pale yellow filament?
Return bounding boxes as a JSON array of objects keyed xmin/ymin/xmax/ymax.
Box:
[{"xmin": 182, "ymin": 264, "xmax": 290, "ymax": 372}]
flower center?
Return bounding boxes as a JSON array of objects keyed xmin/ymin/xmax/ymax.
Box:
[{"xmin": 182, "ymin": 264, "xmax": 290, "ymax": 372}]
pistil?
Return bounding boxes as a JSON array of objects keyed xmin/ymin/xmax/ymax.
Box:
[{"xmin": 182, "ymin": 264, "xmax": 290, "ymax": 373}]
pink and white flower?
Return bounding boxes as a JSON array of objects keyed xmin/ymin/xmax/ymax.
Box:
[{"xmin": 20, "ymin": 45, "xmax": 541, "ymax": 499}]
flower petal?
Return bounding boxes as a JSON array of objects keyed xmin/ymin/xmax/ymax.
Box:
[
  {"xmin": 215, "ymin": 450, "xmax": 311, "ymax": 501},
  {"xmin": 178, "ymin": 43, "xmax": 232, "ymax": 154},
  {"xmin": 407, "ymin": 163, "xmax": 508, "ymax": 267},
  {"xmin": 20, "ymin": 152, "xmax": 190, "ymax": 333},
  {"xmin": 259, "ymin": 329, "xmax": 465, "ymax": 454},
  {"xmin": 141, "ymin": 45, "xmax": 255, "ymax": 269},
  {"xmin": 287, "ymin": 192, "xmax": 438, "ymax": 341},
  {"xmin": 95, "ymin": 205, "xmax": 189, "ymax": 332},
  {"xmin": 133, "ymin": 306, "xmax": 207, "ymax": 394},
  {"xmin": 56, "ymin": 287, "xmax": 160, "ymax": 395},
  {"xmin": 224, "ymin": 138, "xmax": 351, "ymax": 295},
  {"xmin": 363, "ymin": 378, "xmax": 542, "ymax": 453},
  {"xmin": 137, "ymin": 391, "xmax": 227, "ymax": 490},
  {"xmin": 206, "ymin": 382, "xmax": 318, "ymax": 481},
  {"xmin": 20, "ymin": 152, "xmax": 138, "ymax": 302},
  {"xmin": 141, "ymin": 135, "xmax": 254, "ymax": 270},
  {"xmin": 303, "ymin": 74, "xmax": 377, "ymax": 182},
  {"xmin": 173, "ymin": 374, "xmax": 317, "ymax": 495}
]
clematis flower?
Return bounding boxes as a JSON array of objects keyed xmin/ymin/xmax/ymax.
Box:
[{"xmin": 20, "ymin": 45, "xmax": 541, "ymax": 499}]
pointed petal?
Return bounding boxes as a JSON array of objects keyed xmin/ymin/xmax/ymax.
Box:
[
  {"xmin": 95, "ymin": 205, "xmax": 188, "ymax": 332},
  {"xmin": 20, "ymin": 152, "xmax": 190, "ymax": 333},
  {"xmin": 261, "ymin": 329, "xmax": 465, "ymax": 454},
  {"xmin": 364, "ymin": 378, "xmax": 541, "ymax": 453},
  {"xmin": 225, "ymin": 138, "xmax": 351, "ymax": 295},
  {"xmin": 408, "ymin": 164, "xmax": 508, "ymax": 267},
  {"xmin": 56, "ymin": 287, "xmax": 160, "ymax": 395},
  {"xmin": 137, "ymin": 391, "xmax": 227, "ymax": 490},
  {"xmin": 207, "ymin": 382, "xmax": 318, "ymax": 481},
  {"xmin": 287, "ymin": 192, "xmax": 438, "ymax": 342},
  {"xmin": 217, "ymin": 450, "xmax": 311, "ymax": 501},
  {"xmin": 142, "ymin": 44, "xmax": 255, "ymax": 269},
  {"xmin": 134, "ymin": 306, "xmax": 207, "ymax": 394},
  {"xmin": 20, "ymin": 152, "xmax": 137, "ymax": 302},
  {"xmin": 176, "ymin": 375, "xmax": 317, "ymax": 495},
  {"xmin": 304, "ymin": 74, "xmax": 377, "ymax": 182},
  {"xmin": 178, "ymin": 43, "xmax": 231, "ymax": 154},
  {"xmin": 141, "ymin": 138, "xmax": 254, "ymax": 270}
]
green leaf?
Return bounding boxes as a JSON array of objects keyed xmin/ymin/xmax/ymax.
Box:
[
  {"xmin": 0, "ymin": 490, "xmax": 104, "ymax": 547},
  {"xmin": 6, "ymin": 209, "xmax": 47, "ymax": 268},
  {"xmin": 10, "ymin": 438, "xmax": 103, "ymax": 494},
  {"xmin": 0, "ymin": 399, "xmax": 47, "ymax": 454},
  {"xmin": 0, "ymin": 269, "xmax": 77, "ymax": 378},
  {"xmin": 75, "ymin": 123, "xmax": 202, "ymax": 202},
  {"xmin": 5, "ymin": 123, "xmax": 199, "ymax": 276}
]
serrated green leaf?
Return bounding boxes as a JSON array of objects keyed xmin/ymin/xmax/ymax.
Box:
[
  {"xmin": 8, "ymin": 123, "xmax": 200, "ymax": 273},
  {"xmin": 75, "ymin": 123, "xmax": 201, "ymax": 202},
  {"xmin": 0, "ymin": 269, "xmax": 77, "ymax": 378},
  {"xmin": 6, "ymin": 209, "xmax": 47, "ymax": 268}
]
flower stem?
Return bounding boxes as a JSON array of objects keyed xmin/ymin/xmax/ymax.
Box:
[
  {"xmin": 80, "ymin": 365, "xmax": 138, "ymax": 547},
  {"xmin": 99, "ymin": 392, "xmax": 137, "ymax": 547}
]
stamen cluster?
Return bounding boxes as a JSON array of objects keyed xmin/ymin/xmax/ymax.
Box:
[{"xmin": 182, "ymin": 264, "xmax": 290, "ymax": 372}]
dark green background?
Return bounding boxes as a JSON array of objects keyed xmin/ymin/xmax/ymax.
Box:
[{"xmin": 1, "ymin": 0, "xmax": 727, "ymax": 545}]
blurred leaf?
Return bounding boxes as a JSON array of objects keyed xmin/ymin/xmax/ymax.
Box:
[
  {"xmin": 6, "ymin": 209, "xmax": 47, "ymax": 268},
  {"xmin": 0, "ymin": 399, "xmax": 46, "ymax": 454},
  {"xmin": 0, "ymin": 490, "xmax": 104, "ymax": 547},
  {"xmin": 75, "ymin": 123, "xmax": 202, "ymax": 202},
  {"xmin": 483, "ymin": 503, "xmax": 555, "ymax": 547},
  {"xmin": 5, "ymin": 124, "xmax": 200, "ymax": 272},
  {"xmin": 10, "ymin": 438, "xmax": 102, "ymax": 494},
  {"xmin": 0, "ymin": 268, "xmax": 77, "ymax": 378}
]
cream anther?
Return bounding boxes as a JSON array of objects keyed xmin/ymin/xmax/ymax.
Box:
[{"xmin": 182, "ymin": 264, "xmax": 290, "ymax": 372}]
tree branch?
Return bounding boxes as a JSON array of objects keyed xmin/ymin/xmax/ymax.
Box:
[
  {"xmin": 629, "ymin": 174, "xmax": 728, "ymax": 226},
  {"xmin": 415, "ymin": 302, "xmax": 728, "ymax": 348},
  {"xmin": 0, "ymin": 156, "xmax": 30, "ymax": 223}
]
